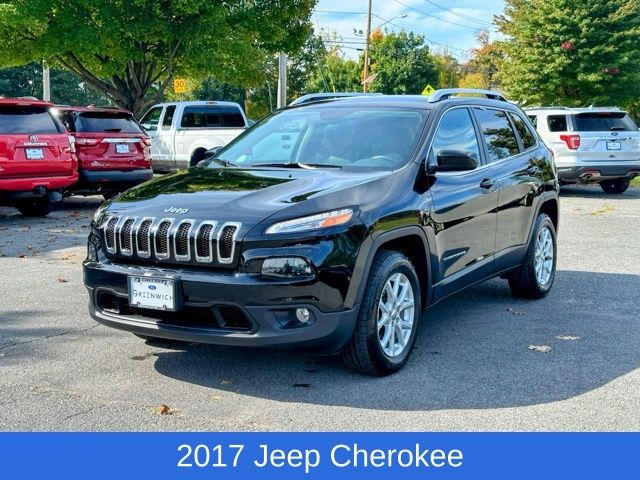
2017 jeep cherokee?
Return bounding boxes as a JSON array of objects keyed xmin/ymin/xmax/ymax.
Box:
[{"xmin": 84, "ymin": 89, "xmax": 560, "ymax": 375}]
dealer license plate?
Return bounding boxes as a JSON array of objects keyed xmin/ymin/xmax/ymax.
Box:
[
  {"xmin": 116, "ymin": 143, "xmax": 129, "ymax": 154},
  {"xmin": 25, "ymin": 148, "xmax": 44, "ymax": 159},
  {"xmin": 606, "ymin": 141, "xmax": 621, "ymax": 151},
  {"xmin": 128, "ymin": 276, "xmax": 176, "ymax": 311}
]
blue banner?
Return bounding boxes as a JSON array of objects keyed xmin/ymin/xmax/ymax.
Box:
[{"xmin": 0, "ymin": 432, "xmax": 637, "ymax": 479}]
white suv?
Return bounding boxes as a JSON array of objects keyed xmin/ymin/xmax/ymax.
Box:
[{"xmin": 525, "ymin": 107, "xmax": 640, "ymax": 194}]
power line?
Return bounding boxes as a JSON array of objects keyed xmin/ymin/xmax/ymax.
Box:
[
  {"xmin": 390, "ymin": 0, "xmax": 493, "ymax": 31},
  {"xmin": 422, "ymin": 0, "xmax": 494, "ymax": 27}
]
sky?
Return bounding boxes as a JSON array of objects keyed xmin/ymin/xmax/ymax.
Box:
[{"xmin": 312, "ymin": 0, "xmax": 506, "ymax": 62}]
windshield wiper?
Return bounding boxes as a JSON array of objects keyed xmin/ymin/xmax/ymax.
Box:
[
  {"xmin": 252, "ymin": 162, "xmax": 341, "ymax": 169},
  {"xmin": 210, "ymin": 158, "xmax": 238, "ymax": 168}
]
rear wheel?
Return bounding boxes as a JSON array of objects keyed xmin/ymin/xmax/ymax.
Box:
[
  {"xmin": 600, "ymin": 178, "xmax": 630, "ymax": 194},
  {"xmin": 16, "ymin": 197, "xmax": 55, "ymax": 217},
  {"xmin": 343, "ymin": 250, "xmax": 421, "ymax": 376},
  {"xmin": 508, "ymin": 213, "xmax": 556, "ymax": 299}
]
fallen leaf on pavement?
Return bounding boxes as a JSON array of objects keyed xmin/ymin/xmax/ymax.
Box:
[
  {"xmin": 211, "ymin": 395, "xmax": 222, "ymax": 401},
  {"xmin": 57, "ymin": 278, "xmax": 68, "ymax": 283},
  {"xmin": 556, "ymin": 335, "xmax": 581, "ymax": 341},
  {"xmin": 151, "ymin": 404, "xmax": 175, "ymax": 415},
  {"xmin": 508, "ymin": 308, "xmax": 524, "ymax": 316},
  {"xmin": 220, "ymin": 379, "xmax": 232, "ymax": 385},
  {"xmin": 529, "ymin": 345, "xmax": 552, "ymax": 353}
]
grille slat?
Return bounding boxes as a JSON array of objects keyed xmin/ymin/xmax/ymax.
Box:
[{"xmin": 102, "ymin": 217, "xmax": 239, "ymax": 265}]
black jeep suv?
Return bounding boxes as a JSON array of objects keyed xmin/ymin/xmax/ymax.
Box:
[{"xmin": 84, "ymin": 89, "xmax": 559, "ymax": 375}]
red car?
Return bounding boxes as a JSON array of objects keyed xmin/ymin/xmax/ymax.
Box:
[
  {"xmin": 0, "ymin": 97, "xmax": 78, "ymax": 217},
  {"xmin": 54, "ymin": 105, "xmax": 152, "ymax": 199}
]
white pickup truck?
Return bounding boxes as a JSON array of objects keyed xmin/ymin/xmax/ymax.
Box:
[{"xmin": 139, "ymin": 101, "xmax": 248, "ymax": 171}]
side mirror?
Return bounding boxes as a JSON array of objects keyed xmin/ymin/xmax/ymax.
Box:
[
  {"xmin": 204, "ymin": 146, "xmax": 222, "ymax": 159},
  {"xmin": 430, "ymin": 149, "xmax": 478, "ymax": 172}
]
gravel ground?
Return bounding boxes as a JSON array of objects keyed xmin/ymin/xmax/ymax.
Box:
[{"xmin": 0, "ymin": 185, "xmax": 639, "ymax": 431}]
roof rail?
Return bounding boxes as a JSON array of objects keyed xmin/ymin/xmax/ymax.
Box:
[
  {"xmin": 524, "ymin": 106, "xmax": 572, "ymax": 110},
  {"xmin": 427, "ymin": 88, "xmax": 507, "ymax": 103}
]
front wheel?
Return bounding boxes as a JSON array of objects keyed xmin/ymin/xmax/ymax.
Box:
[
  {"xmin": 342, "ymin": 250, "xmax": 421, "ymax": 376},
  {"xmin": 508, "ymin": 213, "xmax": 557, "ymax": 299},
  {"xmin": 600, "ymin": 178, "xmax": 630, "ymax": 194},
  {"xmin": 16, "ymin": 197, "xmax": 55, "ymax": 217}
]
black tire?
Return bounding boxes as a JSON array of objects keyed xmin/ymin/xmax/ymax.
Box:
[
  {"xmin": 508, "ymin": 213, "xmax": 557, "ymax": 299},
  {"xmin": 342, "ymin": 250, "xmax": 421, "ymax": 376},
  {"xmin": 600, "ymin": 178, "xmax": 630, "ymax": 194},
  {"xmin": 190, "ymin": 149, "xmax": 207, "ymax": 167},
  {"xmin": 16, "ymin": 198, "xmax": 55, "ymax": 217}
]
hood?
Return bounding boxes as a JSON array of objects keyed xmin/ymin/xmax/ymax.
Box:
[{"xmin": 103, "ymin": 165, "xmax": 389, "ymax": 227}]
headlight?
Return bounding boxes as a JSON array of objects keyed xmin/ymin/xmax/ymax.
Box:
[
  {"xmin": 92, "ymin": 205, "xmax": 107, "ymax": 224},
  {"xmin": 265, "ymin": 208, "xmax": 354, "ymax": 234}
]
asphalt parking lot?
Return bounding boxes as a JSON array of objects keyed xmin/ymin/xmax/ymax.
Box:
[{"xmin": 0, "ymin": 185, "xmax": 639, "ymax": 431}]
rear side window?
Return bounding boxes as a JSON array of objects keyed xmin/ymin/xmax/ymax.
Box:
[
  {"xmin": 140, "ymin": 107, "xmax": 162, "ymax": 131},
  {"xmin": 527, "ymin": 114, "xmax": 538, "ymax": 128},
  {"xmin": 573, "ymin": 112, "xmax": 637, "ymax": 132},
  {"xmin": 220, "ymin": 106, "xmax": 245, "ymax": 127},
  {"xmin": 547, "ymin": 115, "xmax": 568, "ymax": 132},
  {"xmin": 473, "ymin": 108, "xmax": 520, "ymax": 162},
  {"xmin": 181, "ymin": 106, "xmax": 221, "ymax": 128},
  {"xmin": 431, "ymin": 108, "xmax": 481, "ymax": 161},
  {"xmin": 161, "ymin": 106, "xmax": 176, "ymax": 130},
  {"xmin": 510, "ymin": 113, "xmax": 537, "ymax": 149},
  {"xmin": 0, "ymin": 106, "xmax": 61, "ymax": 134},
  {"xmin": 75, "ymin": 112, "xmax": 143, "ymax": 133}
]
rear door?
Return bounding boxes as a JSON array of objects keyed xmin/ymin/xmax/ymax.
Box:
[
  {"xmin": 0, "ymin": 105, "xmax": 72, "ymax": 179},
  {"xmin": 572, "ymin": 111, "xmax": 640, "ymax": 163},
  {"xmin": 428, "ymin": 107, "xmax": 499, "ymax": 298}
]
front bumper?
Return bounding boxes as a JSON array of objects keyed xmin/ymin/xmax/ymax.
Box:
[
  {"xmin": 557, "ymin": 164, "xmax": 640, "ymax": 183},
  {"xmin": 83, "ymin": 259, "xmax": 358, "ymax": 353}
]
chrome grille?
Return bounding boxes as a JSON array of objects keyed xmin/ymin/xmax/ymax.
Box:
[{"xmin": 101, "ymin": 216, "xmax": 240, "ymax": 265}]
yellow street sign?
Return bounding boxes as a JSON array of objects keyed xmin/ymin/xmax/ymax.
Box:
[
  {"xmin": 421, "ymin": 84, "xmax": 436, "ymax": 96},
  {"xmin": 173, "ymin": 78, "xmax": 187, "ymax": 94}
]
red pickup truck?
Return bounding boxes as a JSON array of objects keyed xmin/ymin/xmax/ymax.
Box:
[
  {"xmin": 0, "ymin": 98, "xmax": 78, "ymax": 217},
  {"xmin": 54, "ymin": 105, "xmax": 152, "ymax": 200}
]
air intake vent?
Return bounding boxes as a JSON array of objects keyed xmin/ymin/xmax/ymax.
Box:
[
  {"xmin": 174, "ymin": 221, "xmax": 193, "ymax": 260},
  {"xmin": 195, "ymin": 222, "xmax": 216, "ymax": 262},
  {"xmin": 104, "ymin": 217, "xmax": 118, "ymax": 253},
  {"xmin": 119, "ymin": 218, "xmax": 135, "ymax": 255},
  {"xmin": 217, "ymin": 223, "xmax": 239, "ymax": 264},
  {"xmin": 136, "ymin": 219, "xmax": 153, "ymax": 258},
  {"xmin": 154, "ymin": 220, "xmax": 172, "ymax": 259}
]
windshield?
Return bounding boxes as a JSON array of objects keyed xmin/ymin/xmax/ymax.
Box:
[
  {"xmin": 75, "ymin": 112, "xmax": 144, "ymax": 133},
  {"xmin": 212, "ymin": 106, "xmax": 428, "ymax": 170},
  {"xmin": 573, "ymin": 112, "xmax": 637, "ymax": 132},
  {"xmin": 0, "ymin": 106, "xmax": 61, "ymax": 134}
]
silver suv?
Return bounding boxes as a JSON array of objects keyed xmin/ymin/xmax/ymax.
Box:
[{"xmin": 525, "ymin": 107, "xmax": 640, "ymax": 194}]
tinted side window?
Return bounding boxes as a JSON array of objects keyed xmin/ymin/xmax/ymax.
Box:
[
  {"xmin": 527, "ymin": 114, "xmax": 538, "ymax": 128},
  {"xmin": 510, "ymin": 112, "xmax": 537, "ymax": 149},
  {"xmin": 431, "ymin": 108, "xmax": 480, "ymax": 163},
  {"xmin": 220, "ymin": 106, "xmax": 245, "ymax": 127},
  {"xmin": 474, "ymin": 108, "xmax": 520, "ymax": 162},
  {"xmin": 547, "ymin": 115, "xmax": 568, "ymax": 132},
  {"xmin": 140, "ymin": 107, "xmax": 163, "ymax": 131},
  {"xmin": 161, "ymin": 106, "xmax": 176, "ymax": 130},
  {"xmin": 181, "ymin": 106, "xmax": 221, "ymax": 128}
]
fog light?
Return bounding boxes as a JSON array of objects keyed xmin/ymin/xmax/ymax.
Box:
[
  {"xmin": 296, "ymin": 308, "xmax": 311, "ymax": 324},
  {"xmin": 261, "ymin": 257, "xmax": 313, "ymax": 279}
]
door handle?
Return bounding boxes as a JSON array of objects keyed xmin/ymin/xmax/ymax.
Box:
[{"xmin": 479, "ymin": 178, "xmax": 496, "ymax": 189}]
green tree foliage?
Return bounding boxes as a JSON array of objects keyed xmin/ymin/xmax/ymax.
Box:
[
  {"xmin": 368, "ymin": 30, "xmax": 438, "ymax": 94},
  {"xmin": 0, "ymin": 0, "xmax": 315, "ymax": 116},
  {"xmin": 497, "ymin": 0, "xmax": 640, "ymax": 106},
  {"xmin": 433, "ymin": 53, "xmax": 461, "ymax": 89},
  {"xmin": 459, "ymin": 30, "xmax": 504, "ymax": 90},
  {"xmin": 0, "ymin": 63, "xmax": 107, "ymax": 104},
  {"xmin": 305, "ymin": 49, "xmax": 361, "ymax": 93}
]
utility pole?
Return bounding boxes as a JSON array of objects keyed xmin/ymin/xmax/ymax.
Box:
[
  {"xmin": 362, "ymin": 0, "xmax": 373, "ymax": 93},
  {"xmin": 42, "ymin": 60, "xmax": 50, "ymax": 101},
  {"xmin": 277, "ymin": 52, "xmax": 287, "ymax": 108}
]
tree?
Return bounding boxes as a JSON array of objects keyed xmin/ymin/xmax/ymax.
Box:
[
  {"xmin": 305, "ymin": 48, "xmax": 361, "ymax": 93},
  {"xmin": 496, "ymin": 0, "xmax": 640, "ymax": 106},
  {"xmin": 367, "ymin": 30, "xmax": 439, "ymax": 95},
  {"xmin": 458, "ymin": 30, "xmax": 504, "ymax": 91},
  {"xmin": 433, "ymin": 53, "xmax": 461, "ymax": 89},
  {"xmin": 0, "ymin": 0, "xmax": 315, "ymax": 117}
]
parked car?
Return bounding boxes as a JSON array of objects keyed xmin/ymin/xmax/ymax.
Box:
[
  {"xmin": 84, "ymin": 89, "xmax": 559, "ymax": 375},
  {"xmin": 525, "ymin": 106, "xmax": 640, "ymax": 193},
  {"xmin": 289, "ymin": 92, "xmax": 381, "ymax": 106},
  {"xmin": 139, "ymin": 101, "xmax": 248, "ymax": 172},
  {"xmin": 0, "ymin": 97, "xmax": 78, "ymax": 216},
  {"xmin": 54, "ymin": 105, "xmax": 152, "ymax": 200}
]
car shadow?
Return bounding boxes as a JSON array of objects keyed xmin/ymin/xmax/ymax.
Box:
[
  {"xmin": 561, "ymin": 184, "xmax": 640, "ymax": 199},
  {"xmin": 0, "ymin": 196, "xmax": 102, "ymax": 258},
  {"xmin": 152, "ymin": 270, "xmax": 640, "ymax": 411}
]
